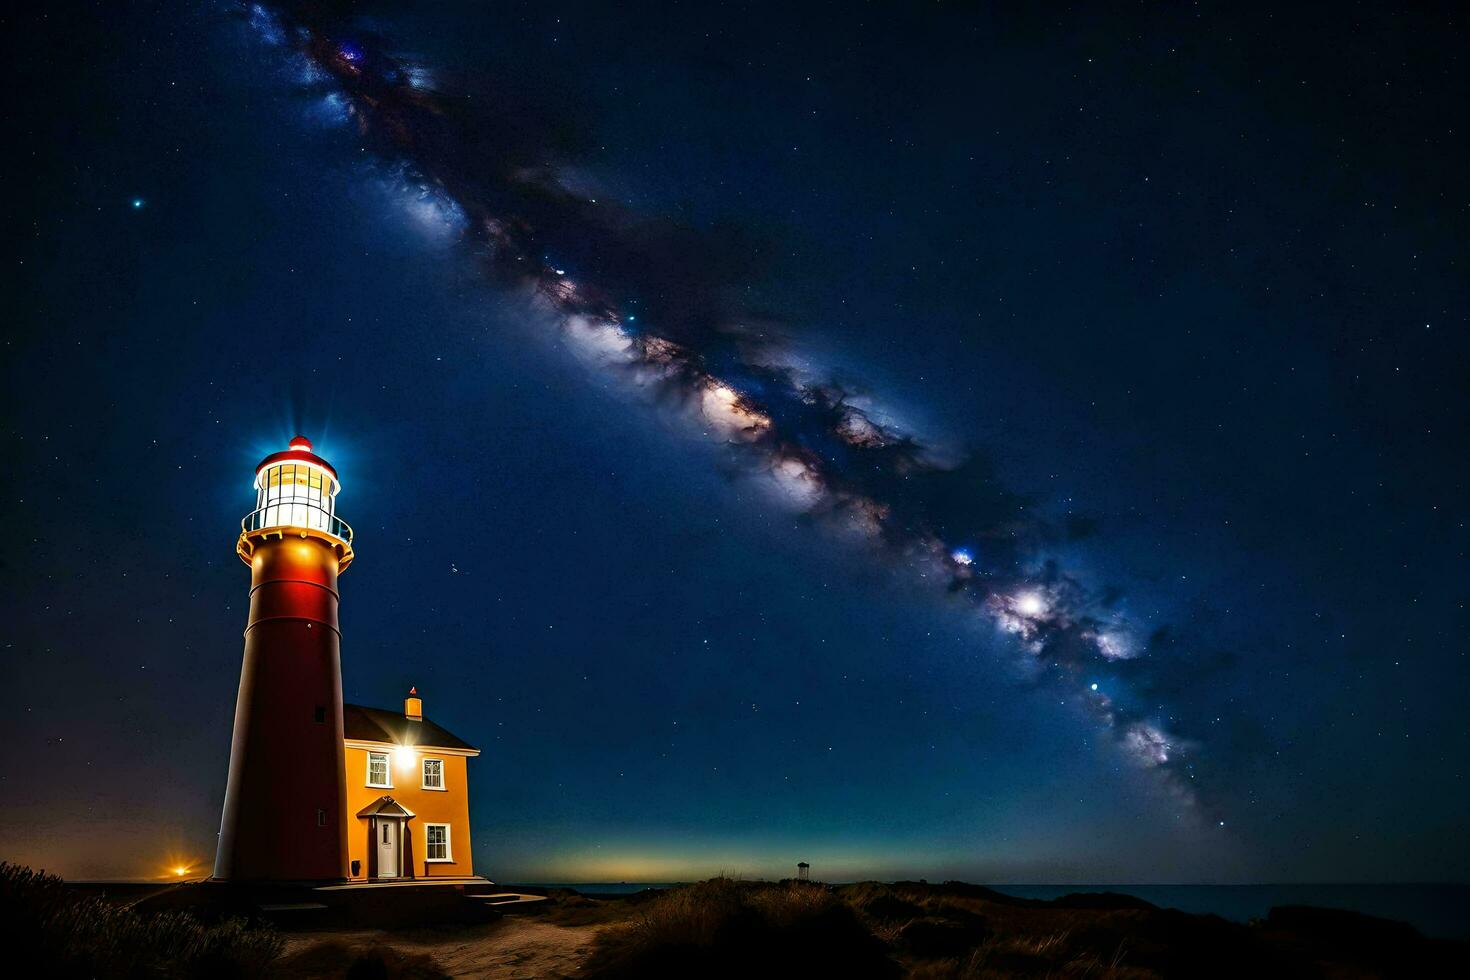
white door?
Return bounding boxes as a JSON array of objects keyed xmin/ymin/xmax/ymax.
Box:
[{"xmin": 377, "ymin": 819, "xmax": 399, "ymax": 878}]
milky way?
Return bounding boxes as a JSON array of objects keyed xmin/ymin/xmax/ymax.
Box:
[{"xmin": 243, "ymin": 1, "xmax": 1214, "ymax": 816}]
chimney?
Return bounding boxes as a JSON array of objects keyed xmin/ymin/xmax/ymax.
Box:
[{"xmin": 405, "ymin": 687, "xmax": 422, "ymax": 721}]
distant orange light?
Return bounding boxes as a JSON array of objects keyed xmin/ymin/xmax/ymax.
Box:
[{"xmin": 173, "ymin": 866, "xmax": 189, "ymax": 877}]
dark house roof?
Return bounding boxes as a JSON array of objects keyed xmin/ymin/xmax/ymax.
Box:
[{"xmin": 343, "ymin": 703, "xmax": 478, "ymax": 752}]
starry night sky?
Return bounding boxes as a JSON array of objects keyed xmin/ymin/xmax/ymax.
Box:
[{"xmin": 4, "ymin": 1, "xmax": 1467, "ymax": 884}]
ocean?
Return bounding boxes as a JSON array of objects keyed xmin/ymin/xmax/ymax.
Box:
[{"xmin": 521, "ymin": 883, "xmax": 1469, "ymax": 940}]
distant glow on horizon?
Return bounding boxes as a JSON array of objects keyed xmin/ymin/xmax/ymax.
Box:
[
  {"xmin": 531, "ymin": 842, "xmax": 961, "ymax": 884},
  {"xmin": 161, "ymin": 856, "xmax": 199, "ymax": 880}
]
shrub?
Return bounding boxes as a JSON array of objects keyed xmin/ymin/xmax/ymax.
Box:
[
  {"xmin": 0, "ymin": 862, "xmax": 283, "ymax": 979},
  {"xmin": 843, "ymin": 882, "xmax": 925, "ymax": 924},
  {"xmin": 580, "ymin": 877, "xmax": 899, "ymax": 979}
]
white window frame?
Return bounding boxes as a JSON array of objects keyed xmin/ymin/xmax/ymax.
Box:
[
  {"xmin": 366, "ymin": 751, "xmax": 393, "ymax": 788},
  {"xmin": 421, "ymin": 757, "xmax": 446, "ymax": 791},
  {"xmin": 424, "ymin": 823, "xmax": 452, "ymax": 862}
]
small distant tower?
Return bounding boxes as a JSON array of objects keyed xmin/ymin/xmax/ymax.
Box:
[
  {"xmin": 797, "ymin": 861, "xmax": 810, "ymax": 882},
  {"xmin": 214, "ymin": 437, "xmax": 355, "ymax": 882}
]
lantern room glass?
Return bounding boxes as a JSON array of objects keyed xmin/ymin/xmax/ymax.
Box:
[{"xmin": 254, "ymin": 461, "xmax": 338, "ymax": 536}]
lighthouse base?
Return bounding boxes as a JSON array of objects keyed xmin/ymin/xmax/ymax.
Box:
[{"xmin": 140, "ymin": 877, "xmax": 505, "ymax": 929}]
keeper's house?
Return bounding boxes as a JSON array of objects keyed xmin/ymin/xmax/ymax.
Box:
[{"xmin": 343, "ymin": 689, "xmax": 480, "ymax": 881}]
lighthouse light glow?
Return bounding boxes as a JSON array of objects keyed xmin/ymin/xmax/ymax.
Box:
[{"xmin": 254, "ymin": 460, "xmax": 340, "ymax": 535}]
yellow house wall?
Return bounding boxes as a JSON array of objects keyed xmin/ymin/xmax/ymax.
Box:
[{"xmin": 343, "ymin": 744, "xmax": 474, "ymax": 879}]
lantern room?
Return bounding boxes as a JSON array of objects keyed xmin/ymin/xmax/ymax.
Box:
[{"xmin": 236, "ymin": 436, "xmax": 355, "ymax": 571}]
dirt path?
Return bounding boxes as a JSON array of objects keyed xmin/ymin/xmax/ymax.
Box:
[{"xmin": 280, "ymin": 918, "xmax": 602, "ymax": 979}]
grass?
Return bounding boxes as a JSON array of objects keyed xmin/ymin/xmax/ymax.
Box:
[
  {"xmin": 0, "ymin": 862, "xmax": 283, "ymax": 979},
  {"xmin": 10, "ymin": 860, "xmax": 1459, "ymax": 979},
  {"xmin": 580, "ymin": 877, "xmax": 898, "ymax": 978},
  {"xmin": 568, "ymin": 878, "xmax": 1466, "ymax": 979}
]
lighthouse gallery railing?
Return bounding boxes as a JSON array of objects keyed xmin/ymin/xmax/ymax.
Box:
[{"xmin": 241, "ymin": 503, "xmax": 354, "ymax": 545}]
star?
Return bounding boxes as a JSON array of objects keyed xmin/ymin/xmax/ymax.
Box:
[
  {"xmin": 130, "ymin": 198, "xmax": 146, "ymax": 210},
  {"xmin": 1014, "ymin": 592, "xmax": 1047, "ymax": 618}
]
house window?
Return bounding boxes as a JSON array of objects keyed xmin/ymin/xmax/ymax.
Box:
[
  {"xmin": 425, "ymin": 823, "xmax": 452, "ymax": 862},
  {"xmin": 316, "ymin": 809, "xmax": 326, "ymax": 827},
  {"xmin": 367, "ymin": 751, "xmax": 392, "ymax": 788},
  {"xmin": 422, "ymin": 758, "xmax": 444, "ymax": 790}
]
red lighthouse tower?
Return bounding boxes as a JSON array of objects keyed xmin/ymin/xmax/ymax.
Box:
[{"xmin": 214, "ymin": 437, "xmax": 355, "ymax": 882}]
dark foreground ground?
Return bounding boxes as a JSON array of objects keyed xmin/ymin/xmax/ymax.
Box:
[{"xmin": 6, "ymin": 864, "xmax": 1465, "ymax": 978}]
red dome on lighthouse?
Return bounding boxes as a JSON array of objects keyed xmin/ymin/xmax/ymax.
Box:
[{"xmin": 255, "ymin": 435, "xmax": 340, "ymax": 486}]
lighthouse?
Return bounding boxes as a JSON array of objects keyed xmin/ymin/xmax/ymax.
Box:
[{"xmin": 213, "ymin": 437, "xmax": 355, "ymax": 882}]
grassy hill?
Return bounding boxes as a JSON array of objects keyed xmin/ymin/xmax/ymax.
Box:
[{"xmin": 6, "ymin": 864, "xmax": 1463, "ymax": 979}]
